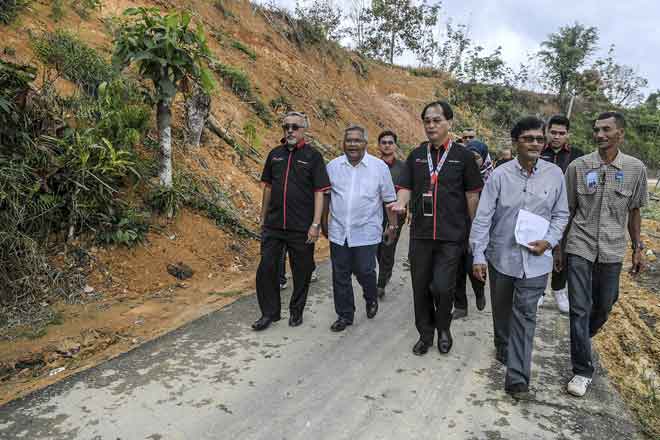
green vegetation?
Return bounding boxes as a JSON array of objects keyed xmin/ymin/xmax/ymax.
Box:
[
  {"xmin": 231, "ymin": 40, "xmax": 256, "ymax": 60},
  {"xmin": 72, "ymin": 0, "xmax": 102, "ymax": 19},
  {"xmin": 269, "ymin": 95, "xmax": 292, "ymax": 113},
  {"xmin": 0, "ymin": 0, "xmax": 26, "ymax": 24},
  {"xmin": 243, "ymin": 119, "xmax": 260, "ymax": 148},
  {"xmin": 32, "ymin": 30, "xmax": 114, "ymax": 94},
  {"xmin": 214, "ymin": 62, "xmax": 272, "ymax": 125},
  {"xmin": 317, "ymin": 98, "xmax": 337, "ymax": 121}
]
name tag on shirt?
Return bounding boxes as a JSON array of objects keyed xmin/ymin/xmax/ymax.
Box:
[
  {"xmin": 615, "ymin": 171, "xmax": 624, "ymax": 183},
  {"xmin": 586, "ymin": 171, "xmax": 598, "ymax": 189}
]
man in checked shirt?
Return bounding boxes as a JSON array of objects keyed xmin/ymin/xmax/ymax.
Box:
[{"xmin": 561, "ymin": 111, "xmax": 648, "ymax": 397}]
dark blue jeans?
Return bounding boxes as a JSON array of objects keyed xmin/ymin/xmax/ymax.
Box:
[
  {"xmin": 330, "ymin": 241, "xmax": 379, "ymax": 322},
  {"xmin": 567, "ymin": 254, "xmax": 622, "ymax": 378}
]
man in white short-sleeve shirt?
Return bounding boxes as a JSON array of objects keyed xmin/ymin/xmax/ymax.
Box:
[{"xmin": 322, "ymin": 125, "xmax": 398, "ymax": 332}]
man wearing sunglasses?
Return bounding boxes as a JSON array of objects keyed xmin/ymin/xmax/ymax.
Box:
[
  {"xmin": 461, "ymin": 128, "xmax": 477, "ymax": 144},
  {"xmin": 376, "ymin": 130, "xmax": 407, "ymax": 299},
  {"xmin": 470, "ymin": 116, "xmax": 569, "ymax": 400},
  {"xmin": 539, "ymin": 115, "xmax": 583, "ymax": 314},
  {"xmin": 253, "ymin": 112, "xmax": 331, "ymax": 331},
  {"xmin": 388, "ymin": 101, "xmax": 483, "ymax": 356},
  {"xmin": 562, "ymin": 112, "xmax": 648, "ymax": 397}
]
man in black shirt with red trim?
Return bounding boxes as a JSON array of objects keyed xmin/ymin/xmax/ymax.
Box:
[
  {"xmin": 376, "ymin": 130, "xmax": 407, "ymax": 299},
  {"xmin": 539, "ymin": 114, "xmax": 583, "ymax": 314},
  {"xmin": 389, "ymin": 101, "xmax": 483, "ymax": 355},
  {"xmin": 253, "ymin": 112, "xmax": 331, "ymax": 331}
]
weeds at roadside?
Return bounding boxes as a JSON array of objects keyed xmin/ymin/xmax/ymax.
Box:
[{"xmin": 231, "ymin": 40, "xmax": 256, "ymax": 60}]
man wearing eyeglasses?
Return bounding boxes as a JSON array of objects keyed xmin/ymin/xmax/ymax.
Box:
[
  {"xmin": 322, "ymin": 125, "xmax": 398, "ymax": 332},
  {"xmin": 376, "ymin": 130, "xmax": 407, "ymax": 299},
  {"xmin": 252, "ymin": 112, "xmax": 331, "ymax": 331},
  {"xmin": 539, "ymin": 115, "xmax": 583, "ymax": 314},
  {"xmin": 388, "ymin": 101, "xmax": 483, "ymax": 356},
  {"xmin": 562, "ymin": 112, "xmax": 648, "ymax": 398},
  {"xmin": 470, "ymin": 116, "xmax": 569, "ymax": 400}
]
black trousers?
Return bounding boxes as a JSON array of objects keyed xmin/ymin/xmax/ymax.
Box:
[
  {"xmin": 551, "ymin": 266, "xmax": 568, "ymax": 291},
  {"xmin": 330, "ymin": 241, "xmax": 378, "ymax": 322},
  {"xmin": 376, "ymin": 223, "xmax": 403, "ymax": 288},
  {"xmin": 256, "ymin": 228, "xmax": 315, "ymax": 319},
  {"xmin": 410, "ymin": 239, "xmax": 462, "ymax": 344},
  {"xmin": 454, "ymin": 249, "xmax": 485, "ymax": 310}
]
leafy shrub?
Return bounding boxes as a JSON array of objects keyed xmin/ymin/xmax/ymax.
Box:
[
  {"xmin": 231, "ymin": 40, "xmax": 256, "ymax": 60},
  {"xmin": 72, "ymin": 0, "xmax": 102, "ymax": 19},
  {"xmin": 32, "ymin": 29, "xmax": 114, "ymax": 94},
  {"xmin": 317, "ymin": 99, "xmax": 337, "ymax": 120},
  {"xmin": 270, "ymin": 95, "xmax": 292, "ymax": 113},
  {"xmin": 96, "ymin": 207, "xmax": 149, "ymax": 246},
  {"xmin": 214, "ymin": 63, "xmax": 272, "ymax": 125},
  {"xmin": 0, "ymin": 0, "xmax": 26, "ymax": 24},
  {"xmin": 50, "ymin": 0, "xmax": 65, "ymax": 21},
  {"xmin": 243, "ymin": 119, "xmax": 260, "ymax": 147}
]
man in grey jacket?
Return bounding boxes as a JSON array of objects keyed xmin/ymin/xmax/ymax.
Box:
[{"xmin": 470, "ymin": 116, "xmax": 569, "ymax": 399}]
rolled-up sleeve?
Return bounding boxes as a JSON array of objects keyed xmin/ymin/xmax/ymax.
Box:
[
  {"xmin": 544, "ymin": 171, "xmax": 570, "ymax": 248},
  {"xmin": 470, "ymin": 174, "xmax": 499, "ymax": 265}
]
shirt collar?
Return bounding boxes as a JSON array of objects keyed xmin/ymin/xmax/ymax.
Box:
[
  {"xmin": 280, "ymin": 138, "xmax": 307, "ymax": 150},
  {"xmin": 382, "ymin": 156, "xmax": 395, "ymax": 167},
  {"xmin": 542, "ymin": 143, "xmax": 570, "ymax": 154},
  {"xmin": 341, "ymin": 151, "xmax": 370, "ymax": 167},
  {"xmin": 429, "ymin": 138, "xmax": 451, "ymax": 151},
  {"xmin": 587, "ymin": 149, "xmax": 624, "ymax": 170},
  {"xmin": 515, "ymin": 157, "xmax": 539, "ymax": 175}
]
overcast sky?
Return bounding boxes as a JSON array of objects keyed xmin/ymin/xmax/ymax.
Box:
[{"xmin": 269, "ymin": 0, "xmax": 659, "ymax": 96}]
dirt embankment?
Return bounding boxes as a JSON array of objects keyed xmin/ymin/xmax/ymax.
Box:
[{"xmin": 594, "ymin": 218, "xmax": 660, "ymax": 439}]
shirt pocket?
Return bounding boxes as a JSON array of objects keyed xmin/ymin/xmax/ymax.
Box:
[
  {"xmin": 271, "ymin": 157, "xmax": 288, "ymax": 180},
  {"xmin": 609, "ymin": 185, "xmax": 632, "ymax": 221},
  {"xmin": 294, "ymin": 159, "xmax": 312, "ymax": 183}
]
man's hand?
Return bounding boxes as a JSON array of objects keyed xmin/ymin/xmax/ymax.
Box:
[
  {"xmin": 383, "ymin": 225, "xmax": 397, "ymax": 246},
  {"xmin": 472, "ymin": 264, "xmax": 487, "ymax": 283},
  {"xmin": 630, "ymin": 248, "xmax": 644, "ymax": 275},
  {"xmin": 387, "ymin": 200, "xmax": 406, "ymax": 214},
  {"xmin": 553, "ymin": 246, "xmax": 563, "ymax": 272},
  {"xmin": 307, "ymin": 224, "xmax": 320, "ymax": 244},
  {"xmin": 527, "ymin": 240, "xmax": 551, "ymax": 256}
]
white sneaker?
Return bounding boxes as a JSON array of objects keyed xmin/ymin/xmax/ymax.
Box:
[
  {"xmin": 310, "ymin": 269, "xmax": 319, "ymax": 283},
  {"xmin": 567, "ymin": 375, "xmax": 592, "ymax": 397},
  {"xmin": 554, "ymin": 288, "xmax": 569, "ymax": 314},
  {"xmin": 279, "ymin": 280, "xmax": 288, "ymax": 290},
  {"xmin": 537, "ymin": 295, "xmax": 544, "ymax": 311}
]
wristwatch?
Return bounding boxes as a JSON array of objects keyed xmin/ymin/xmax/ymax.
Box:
[
  {"xmin": 631, "ymin": 241, "xmax": 645, "ymax": 251},
  {"xmin": 311, "ymin": 223, "xmax": 320, "ymax": 229},
  {"xmin": 387, "ymin": 225, "xmax": 398, "ymax": 231}
]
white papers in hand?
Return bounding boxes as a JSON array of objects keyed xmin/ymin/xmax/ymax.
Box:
[{"xmin": 515, "ymin": 209, "xmax": 552, "ymax": 256}]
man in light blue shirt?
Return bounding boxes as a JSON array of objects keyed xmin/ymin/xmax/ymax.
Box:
[
  {"xmin": 322, "ymin": 125, "xmax": 398, "ymax": 332},
  {"xmin": 469, "ymin": 116, "xmax": 569, "ymax": 399}
]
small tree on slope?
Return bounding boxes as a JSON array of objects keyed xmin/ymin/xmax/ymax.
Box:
[{"xmin": 113, "ymin": 7, "xmax": 215, "ymax": 189}]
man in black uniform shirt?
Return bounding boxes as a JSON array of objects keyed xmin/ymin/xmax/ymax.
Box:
[
  {"xmin": 376, "ymin": 130, "xmax": 406, "ymax": 299},
  {"xmin": 253, "ymin": 112, "xmax": 331, "ymax": 331},
  {"xmin": 539, "ymin": 114, "xmax": 583, "ymax": 314},
  {"xmin": 389, "ymin": 101, "xmax": 483, "ymax": 355}
]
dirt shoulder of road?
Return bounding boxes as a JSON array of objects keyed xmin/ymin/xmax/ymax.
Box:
[{"xmin": 594, "ymin": 217, "xmax": 660, "ymax": 439}]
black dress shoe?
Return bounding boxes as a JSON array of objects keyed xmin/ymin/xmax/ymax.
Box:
[
  {"xmin": 289, "ymin": 314, "xmax": 303, "ymax": 327},
  {"xmin": 252, "ymin": 316, "xmax": 276, "ymax": 331},
  {"xmin": 438, "ymin": 329, "xmax": 453, "ymax": 354},
  {"xmin": 366, "ymin": 301, "xmax": 378, "ymax": 319},
  {"xmin": 505, "ymin": 384, "xmax": 535, "ymax": 401},
  {"xmin": 412, "ymin": 339, "xmax": 431, "ymax": 356},
  {"xmin": 475, "ymin": 291, "xmax": 486, "ymax": 311},
  {"xmin": 330, "ymin": 317, "xmax": 352, "ymax": 332}
]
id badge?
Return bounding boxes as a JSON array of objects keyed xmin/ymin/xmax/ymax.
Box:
[
  {"xmin": 585, "ymin": 171, "xmax": 598, "ymax": 190},
  {"xmin": 422, "ymin": 192, "xmax": 433, "ymax": 217}
]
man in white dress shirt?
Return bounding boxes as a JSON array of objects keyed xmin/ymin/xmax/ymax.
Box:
[{"xmin": 322, "ymin": 125, "xmax": 399, "ymax": 332}]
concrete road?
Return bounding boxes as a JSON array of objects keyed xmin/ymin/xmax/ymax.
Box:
[{"xmin": 0, "ymin": 232, "xmax": 642, "ymax": 440}]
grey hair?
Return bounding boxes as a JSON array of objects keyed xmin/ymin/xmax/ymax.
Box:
[
  {"xmin": 283, "ymin": 111, "xmax": 309, "ymax": 128},
  {"xmin": 344, "ymin": 124, "xmax": 368, "ymax": 142}
]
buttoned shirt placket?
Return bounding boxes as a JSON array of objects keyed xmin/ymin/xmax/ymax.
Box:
[{"xmin": 518, "ymin": 165, "xmax": 536, "ymax": 278}]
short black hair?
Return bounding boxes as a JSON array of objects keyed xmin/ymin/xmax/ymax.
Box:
[
  {"xmin": 547, "ymin": 114, "xmax": 570, "ymax": 131},
  {"xmin": 378, "ymin": 130, "xmax": 398, "ymax": 144},
  {"xmin": 511, "ymin": 116, "xmax": 545, "ymax": 140},
  {"xmin": 596, "ymin": 111, "xmax": 625, "ymax": 129},
  {"xmin": 421, "ymin": 100, "xmax": 453, "ymax": 121}
]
